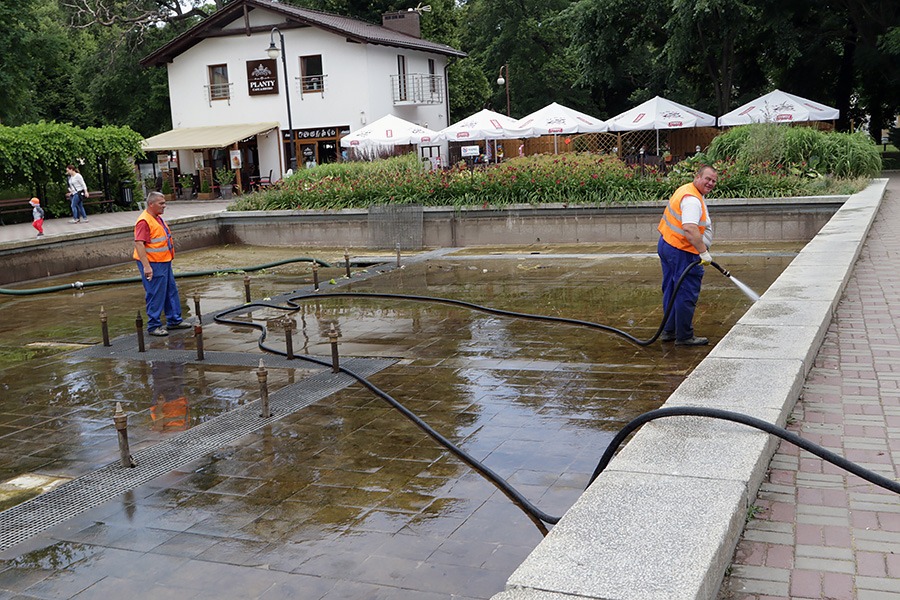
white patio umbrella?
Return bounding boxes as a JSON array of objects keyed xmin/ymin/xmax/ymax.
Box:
[
  {"xmin": 515, "ymin": 102, "xmax": 607, "ymax": 153},
  {"xmin": 606, "ymin": 96, "xmax": 716, "ymax": 154},
  {"xmin": 440, "ymin": 109, "xmax": 534, "ymax": 142},
  {"xmin": 719, "ymin": 89, "xmax": 839, "ymax": 126},
  {"xmin": 340, "ymin": 114, "xmax": 442, "ymax": 148}
]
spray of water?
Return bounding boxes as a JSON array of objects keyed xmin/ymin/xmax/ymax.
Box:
[{"xmin": 728, "ymin": 276, "xmax": 761, "ymax": 302}]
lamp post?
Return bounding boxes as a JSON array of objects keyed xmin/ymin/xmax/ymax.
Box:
[
  {"xmin": 267, "ymin": 27, "xmax": 297, "ymax": 172},
  {"xmin": 496, "ymin": 64, "xmax": 510, "ymax": 117}
]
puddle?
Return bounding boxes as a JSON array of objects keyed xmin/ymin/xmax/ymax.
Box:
[{"xmin": 0, "ymin": 242, "xmax": 800, "ymax": 598}]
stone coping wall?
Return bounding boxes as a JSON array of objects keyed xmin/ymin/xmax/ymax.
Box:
[{"xmin": 491, "ymin": 179, "xmax": 888, "ymax": 600}]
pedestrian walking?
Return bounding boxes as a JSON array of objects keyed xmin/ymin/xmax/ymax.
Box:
[
  {"xmin": 65, "ymin": 165, "xmax": 89, "ymax": 223},
  {"xmin": 29, "ymin": 197, "xmax": 44, "ymax": 237}
]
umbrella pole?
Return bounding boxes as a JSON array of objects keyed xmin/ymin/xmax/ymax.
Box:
[
  {"xmin": 554, "ymin": 134, "xmax": 558, "ymax": 155},
  {"xmin": 656, "ymin": 130, "xmax": 659, "ymax": 156}
]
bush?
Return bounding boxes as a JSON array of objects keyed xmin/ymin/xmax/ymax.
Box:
[
  {"xmin": 708, "ymin": 124, "xmax": 881, "ymax": 178},
  {"xmin": 228, "ymin": 148, "xmax": 870, "ymax": 213}
]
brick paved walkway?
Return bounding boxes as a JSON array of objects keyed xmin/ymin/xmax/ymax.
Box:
[{"xmin": 721, "ymin": 175, "xmax": 900, "ymax": 599}]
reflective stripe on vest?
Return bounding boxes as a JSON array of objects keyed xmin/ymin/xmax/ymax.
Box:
[
  {"xmin": 132, "ymin": 210, "xmax": 174, "ymax": 262},
  {"xmin": 657, "ymin": 182, "xmax": 709, "ymax": 253}
]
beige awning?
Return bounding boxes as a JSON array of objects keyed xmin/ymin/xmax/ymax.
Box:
[{"xmin": 141, "ymin": 122, "xmax": 281, "ymax": 151}]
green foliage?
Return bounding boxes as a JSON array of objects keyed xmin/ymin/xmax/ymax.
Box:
[
  {"xmin": 214, "ymin": 166, "xmax": 235, "ymax": 184},
  {"xmin": 0, "ymin": 122, "xmax": 143, "ymax": 195},
  {"xmin": 228, "ymin": 150, "xmax": 868, "ymax": 213},
  {"xmin": 162, "ymin": 177, "xmax": 173, "ymax": 194},
  {"xmin": 200, "ymin": 179, "xmax": 211, "ymax": 193},
  {"xmin": 707, "ymin": 125, "xmax": 882, "ymax": 178},
  {"xmin": 179, "ymin": 173, "xmax": 194, "ymax": 187}
]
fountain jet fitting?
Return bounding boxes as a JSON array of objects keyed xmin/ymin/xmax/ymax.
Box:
[
  {"xmin": 135, "ymin": 311, "xmax": 145, "ymax": 353},
  {"xmin": 100, "ymin": 306, "xmax": 110, "ymax": 347},
  {"xmin": 311, "ymin": 261, "xmax": 320, "ymax": 291},
  {"xmin": 193, "ymin": 295, "xmax": 202, "ymax": 324},
  {"xmin": 113, "ymin": 402, "xmax": 136, "ymax": 468},
  {"xmin": 328, "ymin": 323, "xmax": 340, "ymax": 373},
  {"xmin": 257, "ymin": 359, "xmax": 270, "ymax": 418},
  {"xmin": 344, "ymin": 249, "xmax": 351, "ymax": 278},
  {"xmin": 284, "ymin": 317, "xmax": 295, "ymax": 360},
  {"xmin": 194, "ymin": 324, "xmax": 205, "ymax": 361},
  {"xmin": 396, "ymin": 243, "xmax": 401, "ymax": 267},
  {"xmin": 243, "ymin": 273, "xmax": 252, "ymax": 303}
]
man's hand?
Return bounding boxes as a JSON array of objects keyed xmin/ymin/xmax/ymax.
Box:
[
  {"xmin": 699, "ymin": 251, "xmax": 713, "ymax": 265},
  {"xmin": 143, "ymin": 264, "xmax": 153, "ymax": 281}
]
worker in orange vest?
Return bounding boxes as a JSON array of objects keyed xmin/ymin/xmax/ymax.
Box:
[
  {"xmin": 133, "ymin": 191, "xmax": 192, "ymax": 336},
  {"xmin": 656, "ymin": 165, "xmax": 718, "ymax": 346}
]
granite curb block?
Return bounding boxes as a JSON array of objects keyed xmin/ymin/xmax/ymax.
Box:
[{"xmin": 495, "ymin": 179, "xmax": 888, "ymax": 600}]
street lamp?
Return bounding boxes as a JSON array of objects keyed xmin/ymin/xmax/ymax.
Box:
[
  {"xmin": 496, "ymin": 64, "xmax": 510, "ymax": 117},
  {"xmin": 266, "ymin": 27, "xmax": 297, "ymax": 172}
]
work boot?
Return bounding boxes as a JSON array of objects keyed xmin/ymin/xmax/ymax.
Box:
[
  {"xmin": 148, "ymin": 327, "xmax": 169, "ymax": 337},
  {"xmin": 166, "ymin": 321, "xmax": 192, "ymax": 330},
  {"xmin": 675, "ymin": 336, "xmax": 708, "ymax": 346},
  {"xmin": 659, "ymin": 331, "xmax": 676, "ymax": 342}
]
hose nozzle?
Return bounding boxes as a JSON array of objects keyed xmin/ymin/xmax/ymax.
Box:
[{"xmin": 710, "ymin": 261, "xmax": 731, "ymax": 278}]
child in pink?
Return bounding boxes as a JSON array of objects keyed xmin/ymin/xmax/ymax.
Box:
[{"xmin": 29, "ymin": 197, "xmax": 44, "ymax": 237}]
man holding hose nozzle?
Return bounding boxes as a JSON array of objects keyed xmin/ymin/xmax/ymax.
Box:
[{"xmin": 657, "ymin": 165, "xmax": 718, "ymax": 346}]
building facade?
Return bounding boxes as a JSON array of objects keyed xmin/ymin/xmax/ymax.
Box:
[{"xmin": 141, "ymin": 0, "xmax": 464, "ymax": 187}]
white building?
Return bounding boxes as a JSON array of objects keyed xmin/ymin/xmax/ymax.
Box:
[{"xmin": 141, "ymin": 0, "xmax": 464, "ymax": 189}]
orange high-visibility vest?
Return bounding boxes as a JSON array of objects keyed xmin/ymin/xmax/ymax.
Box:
[
  {"xmin": 657, "ymin": 182, "xmax": 709, "ymax": 254},
  {"xmin": 132, "ymin": 210, "xmax": 174, "ymax": 262}
]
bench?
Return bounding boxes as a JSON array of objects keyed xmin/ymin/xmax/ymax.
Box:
[
  {"xmin": 83, "ymin": 191, "xmax": 115, "ymax": 213},
  {"xmin": 0, "ymin": 197, "xmax": 34, "ymax": 225}
]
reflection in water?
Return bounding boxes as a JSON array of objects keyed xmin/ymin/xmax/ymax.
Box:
[{"xmin": 149, "ymin": 361, "xmax": 190, "ymax": 432}]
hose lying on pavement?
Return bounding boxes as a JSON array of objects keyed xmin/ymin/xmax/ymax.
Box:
[{"xmin": 214, "ymin": 276, "xmax": 899, "ymax": 532}]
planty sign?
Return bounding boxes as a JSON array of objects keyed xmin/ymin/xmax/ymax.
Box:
[{"xmin": 247, "ymin": 60, "xmax": 278, "ymax": 96}]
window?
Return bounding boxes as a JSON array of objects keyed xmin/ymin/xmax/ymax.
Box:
[
  {"xmin": 208, "ymin": 64, "xmax": 230, "ymax": 101},
  {"xmin": 397, "ymin": 55, "xmax": 408, "ymax": 101},
  {"xmin": 428, "ymin": 58, "xmax": 437, "ymax": 94},
  {"xmin": 300, "ymin": 55, "xmax": 324, "ymax": 92}
]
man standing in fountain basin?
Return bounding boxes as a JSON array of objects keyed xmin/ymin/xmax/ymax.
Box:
[
  {"xmin": 133, "ymin": 191, "xmax": 192, "ymax": 337},
  {"xmin": 657, "ymin": 165, "xmax": 718, "ymax": 346}
]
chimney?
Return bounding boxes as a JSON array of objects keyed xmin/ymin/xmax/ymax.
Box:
[{"xmin": 382, "ymin": 10, "xmax": 421, "ymax": 39}]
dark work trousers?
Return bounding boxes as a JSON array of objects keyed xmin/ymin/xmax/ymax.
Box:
[
  {"xmin": 657, "ymin": 236, "xmax": 704, "ymax": 341},
  {"xmin": 137, "ymin": 260, "xmax": 183, "ymax": 332}
]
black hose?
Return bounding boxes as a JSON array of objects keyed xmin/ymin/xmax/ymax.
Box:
[
  {"xmin": 586, "ymin": 406, "xmax": 900, "ymax": 495},
  {"xmin": 0, "ymin": 257, "xmax": 333, "ymax": 296},
  {"xmin": 213, "ymin": 283, "xmax": 899, "ymax": 532}
]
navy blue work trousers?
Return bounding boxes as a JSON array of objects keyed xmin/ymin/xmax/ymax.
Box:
[
  {"xmin": 137, "ymin": 260, "xmax": 183, "ymax": 332},
  {"xmin": 657, "ymin": 236, "xmax": 704, "ymax": 341}
]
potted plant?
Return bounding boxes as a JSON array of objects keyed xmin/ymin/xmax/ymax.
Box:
[
  {"xmin": 161, "ymin": 177, "xmax": 175, "ymax": 201},
  {"xmin": 215, "ymin": 166, "xmax": 235, "ymax": 200},
  {"xmin": 197, "ymin": 179, "xmax": 214, "ymax": 200},
  {"xmin": 178, "ymin": 173, "xmax": 194, "ymax": 199}
]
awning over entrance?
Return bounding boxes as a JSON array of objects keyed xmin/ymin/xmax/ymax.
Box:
[{"xmin": 141, "ymin": 122, "xmax": 280, "ymax": 151}]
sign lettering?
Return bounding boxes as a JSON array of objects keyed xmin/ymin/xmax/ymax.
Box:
[{"xmin": 247, "ymin": 60, "xmax": 279, "ymax": 96}]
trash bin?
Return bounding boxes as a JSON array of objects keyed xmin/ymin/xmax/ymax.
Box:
[{"xmin": 118, "ymin": 181, "xmax": 134, "ymax": 206}]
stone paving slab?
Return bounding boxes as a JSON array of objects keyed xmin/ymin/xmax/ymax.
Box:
[{"xmin": 494, "ymin": 178, "xmax": 892, "ymax": 600}]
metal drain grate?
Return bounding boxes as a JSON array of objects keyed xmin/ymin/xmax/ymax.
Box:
[{"xmin": 0, "ymin": 357, "xmax": 395, "ymax": 552}]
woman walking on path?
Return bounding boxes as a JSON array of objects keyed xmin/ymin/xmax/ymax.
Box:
[{"xmin": 65, "ymin": 164, "xmax": 89, "ymax": 223}]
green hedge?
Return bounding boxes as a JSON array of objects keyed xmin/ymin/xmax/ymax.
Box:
[{"xmin": 230, "ymin": 147, "xmax": 869, "ymax": 213}]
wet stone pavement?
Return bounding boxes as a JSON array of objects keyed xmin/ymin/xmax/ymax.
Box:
[{"xmin": 0, "ymin": 244, "xmax": 796, "ymax": 599}]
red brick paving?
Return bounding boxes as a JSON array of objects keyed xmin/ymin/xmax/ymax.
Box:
[{"xmin": 720, "ymin": 176, "xmax": 900, "ymax": 600}]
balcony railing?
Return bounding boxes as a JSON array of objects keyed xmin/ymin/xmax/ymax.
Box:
[
  {"xmin": 390, "ymin": 73, "xmax": 444, "ymax": 105},
  {"xmin": 205, "ymin": 82, "xmax": 233, "ymax": 106},
  {"xmin": 297, "ymin": 74, "xmax": 327, "ymax": 97}
]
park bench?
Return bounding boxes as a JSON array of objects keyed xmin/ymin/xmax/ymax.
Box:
[
  {"xmin": 83, "ymin": 190, "xmax": 115, "ymax": 213},
  {"xmin": 0, "ymin": 197, "xmax": 34, "ymax": 225}
]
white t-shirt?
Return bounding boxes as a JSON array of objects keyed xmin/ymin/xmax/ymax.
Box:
[{"xmin": 681, "ymin": 195, "xmax": 713, "ymax": 248}]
